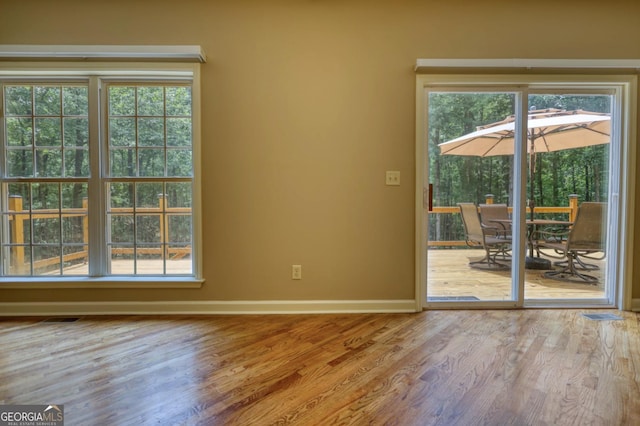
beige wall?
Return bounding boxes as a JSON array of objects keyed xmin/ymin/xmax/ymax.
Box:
[{"xmin": 1, "ymin": 0, "xmax": 639, "ymax": 305}]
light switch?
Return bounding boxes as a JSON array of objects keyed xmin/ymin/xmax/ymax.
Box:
[{"xmin": 386, "ymin": 171, "xmax": 400, "ymax": 186}]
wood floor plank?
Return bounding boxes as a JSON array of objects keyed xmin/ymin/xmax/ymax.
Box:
[{"xmin": 1, "ymin": 310, "xmax": 640, "ymax": 425}]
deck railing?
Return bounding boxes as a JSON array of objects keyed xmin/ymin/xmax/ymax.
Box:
[
  {"xmin": 7, "ymin": 194, "xmax": 191, "ymax": 273},
  {"xmin": 428, "ymin": 194, "xmax": 579, "ymax": 247},
  {"xmin": 6, "ymin": 192, "xmax": 580, "ymax": 268}
]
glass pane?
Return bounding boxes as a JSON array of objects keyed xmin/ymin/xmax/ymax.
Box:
[
  {"xmin": 427, "ymin": 92, "xmax": 516, "ymax": 303},
  {"xmin": 136, "ymin": 215, "xmax": 160, "ymax": 243},
  {"xmin": 166, "ymin": 118, "xmax": 191, "ymax": 147},
  {"xmin": 35, "ymin": 86, "xmax": 61, "ymax": 116},
  {"xmin": 109, "ymin": 86, "xmax": 136, "ymax": 116},
  {"xmin": 62, "ymin": 182, "xmax": 88, "ymax": 209},
  {"xmin": 35, "ymin": 118, "xmax": 62, "ymax": 146},
  {"xmin": 34, "ymin": 117, "xmax": 62, "ymax": 147},
  {"xmin": 5, "ymin": 86, "xmax": 33, "ymax": 116},
  {"xmin": 166, "ymin": 182, "xmax": 192, "ymax": 208},
  {"xmin": 110, "ymin": 245, "xmax": 134, "ymax": 274},
  {"xmin": 138, "ymin": 149, "xmax": 164, "ymax": 176},
  {"xmin": 166, "ymin": 247, "xmax": 192, "ymax": 274},
  {"xmin": 21, "ymin": 220, "xmax": 32, "ymax": 245},
  {"xmin": 36, "ymin": 149, "xmax": 63, "ymax": 177},
  {"xmin": 110, "ymin": 117, "xmax": 136, "ymax": 147},
  {"xmin": 6, "ymin": 245, "xmax": 31, "ymax": 275},
  {"xmin": 31, "ymin": 183, "xmax": 60, "ymax": 209},
  {"xmin": 136, "ymin": 244, "xmax": 163, "ymax": 275},
  {"xmin": 110, "ymin": 215, "xmax": 134, "ymax": 243},
  {"xmin": 8, "ymin": 184, "xmax": 31, "ymax": 210},
  {"xmin": 138, "ymin": 86, "xmax": 164, "ymax": 116},
  {"xmin": 6, "ymin": 117, "xmax": 33, "ymax": 146},
  {"xmin": 5, "ymin": 191, "xmax": 31, "ymax": 247},
  {"xmin": 62, "ymin": 183, "xmax": 88, "ymax": 249},
  {"xmin": 167, "ymin": 149, "xmax": 192, "ymax": 177},
  {"xmin": 62, "ymin": 217, "xmax": 85, "ymax": 244},
  {"xmin": 524, "ymin": 95, "xmax": 610, "ymax": 301},
  {"xmin": 33, "ymin": 217, "xmax": 60, "ymax": 244},
  {"xmin": 33, "ymin": 246, "xmax": 62, "ymax": 275},
  {"xmin": 64, "ymin": 149, "xmax": 89, "ymax": 177},
  {"xmin": 7, "ymin": 150, "xmax": 34, "ymax": 177},
  {"xmin": 136, "ymin": 182, "xmax": 163, "ymax": 208},
  {"xmin": 110, "ymin": 148, "xmax": 137, "ymax": 177},
  {"xmin": 109, "ymin": 183, "xmax": 134, "ymax": 208},
  {"xmin": 138, "ymin": 118, "xmax": 164, "ymax": 146},
  {"xmin": 166, "ymin": 86, "xmax": 191, "ymax": 116},
  {"xmin": 63, "ymin": 117, "xmax": 89, "ymax": 147},
  {"xmin": 168, "ymin": 215, "xmax": 192, "ymax": 243},
  {"xmin": 63, "ymin": 86, "xmax": 89, "ymax": 116},
  {"xmin": 63, "ymin": 245, "xmax": 88, "ymax": 275}
]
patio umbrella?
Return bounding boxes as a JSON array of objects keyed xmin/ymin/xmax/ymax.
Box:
[{"xmin": 437, "ymin": 108, "xmax": 611, "ymax": 215}]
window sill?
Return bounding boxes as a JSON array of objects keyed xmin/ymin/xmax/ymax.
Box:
[{"xmin": 0, "ymin": 277, "xmax": 204, "ymax": 289}]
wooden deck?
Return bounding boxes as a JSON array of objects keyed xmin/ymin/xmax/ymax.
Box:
[
  {"xmin": 42, "ymin": 258, "xmax": 193, "ymax": 276},
  {"xmin": 427, "ymin": 248, "xmax": 605, "ymax": 301}
]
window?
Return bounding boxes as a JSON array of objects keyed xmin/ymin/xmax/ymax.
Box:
[
  {"xmin": 0, "ymin": 65, "xmax": 201, "ymax": 285},
  {"xmin": 2, "ymin": 83, "xmax": 90, "ymax": 277},
  {"xmin": 105, "ymin": 83, "xmax": 194, "ymax": 276}
]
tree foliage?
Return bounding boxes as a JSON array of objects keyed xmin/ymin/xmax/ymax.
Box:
[{"xmin": 428, "ymin": 92, "xmax": 610, "ymax": 243}]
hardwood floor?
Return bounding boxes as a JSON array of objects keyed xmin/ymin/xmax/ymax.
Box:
[{"xmin": 1, "ymin": 310, "xmax": 639, "ymax": 425}]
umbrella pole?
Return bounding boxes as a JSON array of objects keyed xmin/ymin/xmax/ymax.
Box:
[
  {"xmin": 529, "ymin": 142, "xmax": 536, "ymax": 221},
  {"xmin": 526, "ymin": 144, "xmax": 551, "ymax": 269}
]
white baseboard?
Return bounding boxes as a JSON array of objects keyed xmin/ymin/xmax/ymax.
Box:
[
  {"xmin": 631, "ymin": 298, "xmax": 640, "ymax": 312},
  {"xmin": 0, "ymin": 299, "xmax": 418, "ymax": 316}
]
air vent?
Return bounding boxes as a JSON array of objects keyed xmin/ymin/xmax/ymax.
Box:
[
  {"xmin": 582, "ymin": 313, "xmax": 623, "ymax": 321},
  {"xmin": 41, "ymin": 317, "xmax": 81, "ymax": 323},
  {"xmin": 429, "ymin": 296, "xmax": 480, "ymax": 301}
]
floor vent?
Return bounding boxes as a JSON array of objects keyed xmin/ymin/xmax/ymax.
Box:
[
  {"xmin": 429, "ymin": 296, "xmax": 480, "ymax": 301},
  {"xmin": 41, "ymin": 317, "xmax": 81, "ymax": 323},
  {"xmin": 582, "ymin": 313, "xmax": 623, "ymax": 321}
]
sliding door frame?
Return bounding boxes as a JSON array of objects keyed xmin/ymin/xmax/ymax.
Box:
[{"xmin": 415, "ymin": 72, "xmax": 637, "ymax": 311}]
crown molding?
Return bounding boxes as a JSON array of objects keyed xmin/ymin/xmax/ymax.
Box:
[
  {"xmin": 416, "ymin": 58, "xmax": 640, "ymax": 72},
  {"xmin": 0, "ymin": 45, "xmax": 206, "ymax": 63}
]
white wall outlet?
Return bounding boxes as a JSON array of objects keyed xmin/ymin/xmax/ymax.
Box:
[
  {"xmin": 386, "ymin": 171, "xmax": 400, "ymax": 186},
  {"xmin": 292, "ymin": 264, "xmax": 302, "ymax": 280}
]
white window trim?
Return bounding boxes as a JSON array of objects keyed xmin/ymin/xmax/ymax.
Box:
[{"xmin": 0, "ymin": 61, "xmax": 204, "ymax": 288}]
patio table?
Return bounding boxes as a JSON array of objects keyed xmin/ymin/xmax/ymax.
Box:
[{"xmin": 490, "ymin": 218, "xmax": 572, "ymax": 269}]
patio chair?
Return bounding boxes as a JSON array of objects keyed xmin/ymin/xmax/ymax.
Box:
[
  {"xmin": 479, "ymin": 203, "xmax": 512, "ymax": 238},
  {"xmin": 479, "ymin": 203, "xmax": 512, "ymax": 260},
  {"xmin": 536, "ymin": 202, "xmax": 606, "ymax": 284},
  {"xmin": 458, "ymin": 202, "xmax": 511, "ymax": 270}
]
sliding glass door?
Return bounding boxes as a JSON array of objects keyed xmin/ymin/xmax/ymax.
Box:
[
  {"xmin": 425, "ymin": 90, "xmax": 517, "ymax": 304},
  {"xmin": 417, "ymin": 75, "xmax": 631, "ymax": 309},
  {"xmin": 522, "ymin": 92, "xmax": 610, "ymax": 305}
]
